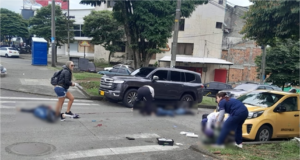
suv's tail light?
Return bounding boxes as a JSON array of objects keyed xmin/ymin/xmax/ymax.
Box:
[
  {"xmin": 9, "ymin": 51, "xmax": 12, "ymax": 53},
  {"xmin": 200, "ymin": 85, "xmax": 204, "ymax": 88}
]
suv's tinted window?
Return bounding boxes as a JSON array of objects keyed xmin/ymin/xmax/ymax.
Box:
[
  {"xmin": 185, "ymin": 73, "xmax": 196, "ymax": 82},
  {"xmin": 170, "ymin": 71, "xmax": 182, "ymax": 82},
  {"xmin": 152, "ymin": 70, "xmax": 168, "ymax": 81}
]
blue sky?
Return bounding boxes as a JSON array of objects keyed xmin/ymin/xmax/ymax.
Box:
[{"xmin": 0, "ymin": 0, "xmax": 253, "ymax": 14}]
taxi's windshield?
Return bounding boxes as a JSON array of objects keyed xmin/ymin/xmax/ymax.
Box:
[{"xmin": 237, "ymin": 92, "xmax": 284, "ymax": 108}]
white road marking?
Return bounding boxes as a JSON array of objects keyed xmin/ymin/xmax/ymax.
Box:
[
  {"xmin": 0, "ymin": 101, "xmax": 16, "ymax": 103},
  {"xmin": 0, "ymin": 97, "xmax": 93, "ymax": 103},
  {"xmin": 0, "ymin": 106, "xmax": 16, "ymax": 109},
  {"xmin": 63, "ymin": 103, "xmax": 98, "ymax": 106},
  {"xmin": 48, "ymin": 145, "xmax": 179, "ymax": 160}
]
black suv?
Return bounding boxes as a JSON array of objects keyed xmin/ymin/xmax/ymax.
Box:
[{"xmin": 99, "ymin": 68, "xmax": 204, "ymax": 107}]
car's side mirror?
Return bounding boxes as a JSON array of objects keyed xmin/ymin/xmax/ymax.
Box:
[
  {"xmin": 275, "ymin": 103, "xmax": 286, "ymax": 112},
  {"xmin": 152, "ymin": 76, "xmax": 159, "ymax": 82}
]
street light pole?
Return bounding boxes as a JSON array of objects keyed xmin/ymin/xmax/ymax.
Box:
[
  {"xmin": 260, "ymin": 45, "xmax": 266, "ymax": 84},
  {"xmin": 170, "ymin": 0, "xmax": 181, "ymax": 68},
  {"xmin": 67, "ymin": 0, "xmax": 70, "ymax": 60},
  {"xmin": 51, "ymin": 0, "xmax": 56, "ymax": 67}
]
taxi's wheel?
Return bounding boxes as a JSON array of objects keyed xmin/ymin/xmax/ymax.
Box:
[{"xmin": 255, "ymin": 125, "xmax": 272, "ymax": 141}]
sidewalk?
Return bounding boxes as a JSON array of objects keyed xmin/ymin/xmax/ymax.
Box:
[
  {"xmin": 1, "ymin": 55, "xmax": 89, "ymax": 99},
  {"xmin": 20, "ymin": 53, "xmax": 94, "ymax": 66}
]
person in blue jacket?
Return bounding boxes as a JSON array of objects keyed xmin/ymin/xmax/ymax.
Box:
[{"xmin": 214, "ymin": 92, "xmax": 248, "ymax": 148}]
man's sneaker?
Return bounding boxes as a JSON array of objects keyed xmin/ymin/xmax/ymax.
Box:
[
  {"xmin": 235, "ymin": 143, "xmax": 243, "ymax": 149},
  {"xmin": 65, "ymin": 111, "xmax": 80, "ymax": 119},
  {"xmin": 60, "ymin": 113, "xmax": 65, "ymax": 121}
]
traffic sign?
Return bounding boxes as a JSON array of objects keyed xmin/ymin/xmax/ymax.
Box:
[{"xmin": 80, "ymin": 41, "xmax": 90, "ymax": 47}]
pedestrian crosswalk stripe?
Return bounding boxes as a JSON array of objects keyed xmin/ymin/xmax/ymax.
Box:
[
  {"xmin": 0, "ymin": 97, "xmax": 93, "ymax": 103},
  {"xmin": 48, "ymin": 145, "xmax": 179, "ymax": 160}
]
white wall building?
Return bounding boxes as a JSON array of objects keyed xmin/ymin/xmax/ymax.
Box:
[
  {"xmin": 93, "ymin": 0, "xmax": 233, "ymax": 83},
  {"xmin": 54, "ymin": 9, "xmax": 94, "ymax": 58}
]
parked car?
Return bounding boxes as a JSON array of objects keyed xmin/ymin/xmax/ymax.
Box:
[
  {"xmin": 219, "ymin": 83, "xmax": 282, "ymax": 99},
  {"xmin": 104, "ymin": 64, "xmax": 134, "ymax": 71},
  {"xmin": 0, "ymin": 64, "xmax": 7, "ymax": 76},
  {"xmin": 237, "ymin": 90, "xmax": 300, "ymax": 141},
  {"xmin": 98, "ymin": 65, "xmax": 134, "ymax": 76},
  {"xmin": 0, "ymin": 47, "xmax": 20, "ymax": 58},
  {"xmin": 203, "ymin": 81, "xmax": 232, "ymax": 98},
  {"xmin": 99, "ymin": 67, "xmax": 204, "ymax": 108}
]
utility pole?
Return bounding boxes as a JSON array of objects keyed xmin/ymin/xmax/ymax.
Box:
[
  {"xmin": 260, "ymin": 45, "xmax": 266, "ymax": 84},
  {"xmin": 170, "ymin": 0, "xmax": 181, "ymax": 68},
  {"xmin": 67, "ymin": 0, "xmax": 70, "ymax": 60},
  {"xmin": 51, "ymin": 0, "xmax": 56, "ymax": 67}
]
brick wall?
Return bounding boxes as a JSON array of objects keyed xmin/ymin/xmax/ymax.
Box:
[{"xmin": 222, "ymin": 42, "xmax": 262, "ymax": 83}]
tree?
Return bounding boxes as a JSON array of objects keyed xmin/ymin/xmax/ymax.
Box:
[
  {"xmin": 0, "ymin": 8, "xmax": 29, "ymax": 44},
  {"xmin": 240, "ymin": 1, "xmax": 300, "ymax": 46},
  {"xmin": 29, "ymin": 5, "xmax": 74, "ymax": 49},
  {"xmin": 255, "ymin": 39, "xmax": 300, "ymax": 90},
  {"xmin": 82, "ymin": 10, "xmax": 124, "ymax": 63},
  {"xmin": 80, "ymin": 0, "xmax": 208, "ymax": 68}
]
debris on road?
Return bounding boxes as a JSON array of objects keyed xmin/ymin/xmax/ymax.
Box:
[
  {"xmin": 95, "ymin": 124, "xmax": 102, "ymax": 127},
  {"xmin": 157, "ymin": 138, "xmax": 174, "ymax": 146},
  {"xmin": 92, "ymin": 120, "xmax": 96, "ymax": 122},
  {"xmin": 126, "ymin": 137, "xmax": 135, "ymax": 140},
  {"xmin": 175, "ymin": 143, "xmax": 183, "ymax": 146},
  {"xmin": 186, "ymin": 133, "xmax": 199, "ymax": 138}
]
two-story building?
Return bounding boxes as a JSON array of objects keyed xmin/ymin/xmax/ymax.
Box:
[{"xmin": 94, "ymin": 0, "xmax": 234, "ymax": 83}]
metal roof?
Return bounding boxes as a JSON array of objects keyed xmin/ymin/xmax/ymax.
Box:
[
  {"xmin": 32, "ymin": 37, "xmax": 47, "ymax": 43},
  {"xmin": 159, "ymin": 55, "xmax": 233, "ymax": 65}
]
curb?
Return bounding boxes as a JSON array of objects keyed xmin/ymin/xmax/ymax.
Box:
[
  {"xmin": 76, "ymin": 86, "xmax": 104, "ymax": 101},
  {"xmin": 198, "ymin": 105, "xmax": 217, "ymax": 109},
  {"xmin": 189, "ymin": 144, "xmax": 222, "ymax": 160},
  {"xmin": 243, "ymin": 141, "xmax": 286, "ymax": 145}
]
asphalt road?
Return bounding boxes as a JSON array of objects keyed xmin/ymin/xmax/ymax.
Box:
[
  {"xmin": 1, "ymin": 89, "xmax": 215, "ymax": 160},
  {"xmin": 0, "ymin": 56, "xmax": 87, "ymax": 98}
]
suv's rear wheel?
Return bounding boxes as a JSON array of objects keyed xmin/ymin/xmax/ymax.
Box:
[
  {"xmin": 5, "ymin": 54, "xmax": 9, "ymax": 58},
  {"xmin": 181, "ymin": 94, "xmax": 194, "ymax": 101},
  {"xmin": 123, "ymin": 89, "xmax": 137, "ymax": 108}
]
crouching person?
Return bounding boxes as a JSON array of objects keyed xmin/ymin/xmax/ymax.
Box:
[{"xmin": 134, "ymin": 85, "xmax": 156, "ymax": 116}]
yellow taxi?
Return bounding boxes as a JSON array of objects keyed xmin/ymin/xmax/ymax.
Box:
[{"xmin": 236, "ymin": 90, "xmax": 300, "ymax": 141}]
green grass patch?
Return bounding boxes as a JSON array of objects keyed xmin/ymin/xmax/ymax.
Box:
[
  {"xmin": 79, "ymin": 81, "xmax": 101, "ymax": 96},
  {"xmin": 207, "ymin": 141, "xmax": 300, "ymax": 160},
  {"xmin": 47, "ymin": 65, "xmax": 62, "ymax": 71},
  {"xmin": 73, "ymin": 72, "xmax": 102, "ymax": 80},
  {"xmin": 94, "ymin": 62, "xmax": 112, "ymax": 68},
  {"xmin": 199, "ymin": 96, "xmax": 217, "ymax": 106}
]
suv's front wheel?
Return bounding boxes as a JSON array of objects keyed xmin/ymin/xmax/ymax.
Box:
[
  {"xmin": 181, "ymin": 94, "xmax": 194, "ymax": 101},
  {"xmin": 123, "ymin": 89, "xmax": 138, "ymax": 108}
]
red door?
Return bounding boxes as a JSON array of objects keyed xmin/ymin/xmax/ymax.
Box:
[{"xmin": 214, "ymin": 69, "xmax": 227, "ymax": 83}]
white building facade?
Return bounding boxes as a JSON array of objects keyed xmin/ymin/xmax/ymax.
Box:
[{"xmin": 94, "ymin": 0, "xmax": 233, "ymax": 83}]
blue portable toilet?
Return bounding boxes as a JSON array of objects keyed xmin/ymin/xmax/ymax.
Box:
[{"xmin": 32, "ymin": 37, "xmax": 48, "ymax": 65}]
